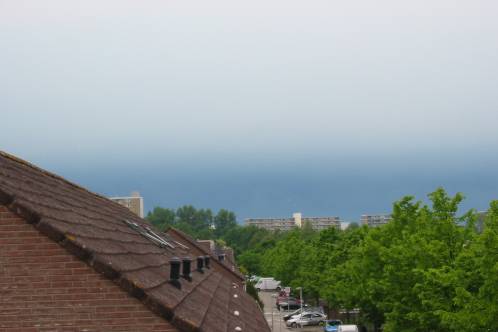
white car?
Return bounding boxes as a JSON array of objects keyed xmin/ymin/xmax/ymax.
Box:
[
  {"xmin": 254, "ymin": 277, "xmax": 281, "ymax": 291},
  {"xmin": 338, "ymin": 325, "xmax": 359, "ymax": 332}
]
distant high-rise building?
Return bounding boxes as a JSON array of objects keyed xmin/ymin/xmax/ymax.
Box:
[
  {"xmin": 245, "ymin": 212, "xmax": 341, "ymax": 231},
  {"xmin": 110, "ymin": 191, "xmax": 144, "ymax": 218},
  {"xmin": 475, "ymin": 211, "xmax": 487, "ymax": 233},
  {"xmin": 361, "ymin": 214, "xmax": 392, "ymax": 227}
]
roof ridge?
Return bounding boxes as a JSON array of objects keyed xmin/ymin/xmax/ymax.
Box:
[
  {"xmin": 1, "ymin": 168, "xmax": 139, "ymax": 221},
  {"xmin": 0, "ymin": 150, "xmax": 131, "ymax": 213}
]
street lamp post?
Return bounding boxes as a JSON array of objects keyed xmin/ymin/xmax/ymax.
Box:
[
  {"xmin": 271, "ymin": 302, "xmax": 274, "ymax": 331},
  {"xmin": 296, "ymin": 287, "xmax": 303, "ymax": 313},
  {"xmin": 300, "ymin": 287, "xmax": 303, "ymax": 313},
  {"xmin": 295, "ymin": 287, "xmax": 303, "ymax": 329}
]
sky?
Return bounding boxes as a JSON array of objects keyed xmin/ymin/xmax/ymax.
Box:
[{"xmin": 1, "ymin": 0, "xmax": 498, "ymax": 221}]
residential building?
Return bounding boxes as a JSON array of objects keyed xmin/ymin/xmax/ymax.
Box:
[
  {"xmin": 362, "ymin": 211, "xmax": 491, "ymax": 230},
  {"xmin": 476, "ymin": 211, "xmax": 487, "ymax": 233},
  {"xmin": 245, "ymin": 212, "xmax": 341, "ymax": 231},
  {"xmin": 245, "ymin": 217, "xmax": 296, "ymax": 231},
  {"xmin": 361, "ymin": 214, "xmax": 392, "ymax": 227},
  {"xmin": 304, "ymin": 216, "xmax": 342, "ymax": 231},
  {"xmin": 110, "ymin": 191, "xmax": 144, "ymax": 218},
  {"xmin": 0, "ymin": 150, "xmax": 269, "ymax": 332},
  {"xmin": 166, "ymin": 230, "xmax": 243, "ymax": 279}
]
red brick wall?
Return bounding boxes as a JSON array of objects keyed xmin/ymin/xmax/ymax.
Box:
[{"xmin": 0, "ymin": 205, "xmax": 178, "ymax": 332}]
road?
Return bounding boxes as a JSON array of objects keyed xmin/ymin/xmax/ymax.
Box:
[{"xmin": 259, "ymin": 291, "xmax": 323, "ymax": 332}]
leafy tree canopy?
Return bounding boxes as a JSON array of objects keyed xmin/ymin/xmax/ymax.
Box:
[{"xmin": 146, "ymin": 189, "xmax": 497, "ymax": 332}]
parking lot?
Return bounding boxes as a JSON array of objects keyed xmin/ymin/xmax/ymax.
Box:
[{"xmin": 259, "ymin": 291, "xmax": 323, "ymax": 332}]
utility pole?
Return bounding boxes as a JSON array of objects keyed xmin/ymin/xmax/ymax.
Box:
[
  {"xmin": 299, "ymin": 287, "xmax": 303, "ymax": 313},
  {"xmin": 271, "ymin": 300, "xmax": 274, "ymax": 331},
  {"xmin": 295, "ymin": 287, "xmax": 303, "ymax": 329}
]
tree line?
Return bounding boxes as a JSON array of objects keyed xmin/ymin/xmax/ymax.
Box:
[
  {"xmin": 146, "ymin": 205, "xmax": 238, "ymax": 239},
  {"xmin": 146, "ymin": 189, "xmax": 498, "ymax": 331}
]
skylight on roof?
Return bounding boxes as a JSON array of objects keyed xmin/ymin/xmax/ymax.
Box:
[{"xmin": 123, "ymin": 219, "xmax": 179, "ymax": 249}]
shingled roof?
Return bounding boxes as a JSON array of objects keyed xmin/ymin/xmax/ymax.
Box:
[
  {"xmin": 0, "ymin": 151, "xmax": 270, "ymax": 332},
  {"xmin": 165, "ymin": 227, "xmax": 245, "ymax": 281}
]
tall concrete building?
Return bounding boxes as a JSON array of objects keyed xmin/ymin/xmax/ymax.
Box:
[
  {"xmin": 475, "ymin": 211, "xmax": 487, "ymax": 233},
  {"xmin": 110, "ymin": 191, "xmax": 144, "ymax": 218},
  {"xmin": 245, "ymin": 217, "xmax": 296, "ymax": 231},
  {"xmin": 245, "ymin": 212, "xmax": 341, "ymax": 231},
  {"xmin": 361, "ymin": 214, "xmax": 392, "ymax": 227}
]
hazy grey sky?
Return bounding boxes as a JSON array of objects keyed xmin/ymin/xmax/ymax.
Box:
[{"xmin": 1, "ymin": 0, "xmax": 497, "ymax": 220}]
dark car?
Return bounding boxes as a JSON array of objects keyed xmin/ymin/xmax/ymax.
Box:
[
  {"xmin": 276, "ymin": 292, "xmax": 289, "ymax": 307},
  {"xmin": 277, "ymin": 297, "xmax": 303, "ymax": 310}
]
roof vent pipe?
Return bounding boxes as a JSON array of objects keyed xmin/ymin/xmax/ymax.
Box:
[
  {"xmin": 197, "ymin": 256, "xmax": 204, "ymax": 273},
  {"xmin": 182, "ymin": 257, "xmax": 192, "ymax": 281},
  {"xmin": 204, "ymin": 256, "xmax": 210, "ymax": 269},
  {"xmin": 169, "ymin": 257, "xmax": 181, "ymax": 289}
]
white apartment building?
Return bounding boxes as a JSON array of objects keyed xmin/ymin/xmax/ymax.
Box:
[
  {"xmin": 110, "ymin": 191, "xmax": 144, "ymax": 218},
  {"xmin": 361, "ymin": 214, "xmax": 392, "ymax": 227},
  {"xmin": 245, "ymin": 212, "xmax": 341, "ymax": 231}
]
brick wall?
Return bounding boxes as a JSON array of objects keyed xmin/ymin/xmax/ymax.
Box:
[{"xmin": 0, "ymin": 205, "xmax": 178, "ymax": 332}]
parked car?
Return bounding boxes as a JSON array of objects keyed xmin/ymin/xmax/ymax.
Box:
[
  {"xmin": 248, "ymin": 275, "xmax": 260, "ymax": 283},
  {"xmin": 275, "ymin": 291, "xmax": 289, "ymax": 306},
  {"xmin": 283, "ymin": 307, "xmax": 323, "ymax": 321},
  {"xmin": 323, "ymin": 320, "xmax": 342, "ymax": 332},
  {"xmin": 277, "ymin": 297, "xmax": 303, "ymax": 310},
  {"xmin": 337, "ymin": 325, "xmax": 359, "ymax": 332},
  {"xmin": 283, "ymin": 308, "xmax": 302, "ymax": 321},
  {"xmin": 286, "ymin": 312, "xmax": 327, "ymax": 328},
  {"xmin": 254, "ymin": 277, "xmax": 281, "ymax": 291}
]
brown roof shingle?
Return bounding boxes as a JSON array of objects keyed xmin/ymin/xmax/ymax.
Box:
[
  {"xmin": 0, "ymin": 150, "xmax": 269, "ymax": 332},
  {"xmin": 165, "ymin": 227, "xmax": 245, "ymax": 282}
]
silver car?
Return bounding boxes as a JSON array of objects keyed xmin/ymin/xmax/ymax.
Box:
[{"xmin": 286, "ymin": 312, "xmax": 327, "ymax": 328}]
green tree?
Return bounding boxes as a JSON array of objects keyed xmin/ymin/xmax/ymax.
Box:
[
  {"xmin": 436, "ymin": 201, "xmax": 498, "ymax": 331},
  {"xmin": 340, "ymin": 189, "xmax": 475, "ymax": 332},
  {"xmin": 214, "ymin": 209, "xmax": 237, "ymax": 238},
  {"xmin": 145, "ymin": 191, "xmax": 496, "ymax": 332},
  {"xmin": 347, "ymin": 222, "xmax": 360, "ymax": 230},
  {"xmin": 261, "ymin": 229, "xmax": 308, "ymax": 286},
  {"xmin": 237, "ymin": 251, "xmax": 264, "ymax": 275},
  {"xmin": 146, "ymin": 207, "xmax": 176, "ymax": 231}
]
